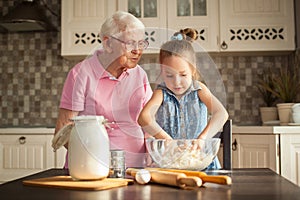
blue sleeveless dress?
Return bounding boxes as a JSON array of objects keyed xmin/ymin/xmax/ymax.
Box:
[{"xmin": 155, "ymin": 81, "xmax": 221, "ymax": 170}]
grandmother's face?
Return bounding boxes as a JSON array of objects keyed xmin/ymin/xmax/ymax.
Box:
[{"xmin": 110, "ymin": 30, "xmax": 146, "ymax": 69}]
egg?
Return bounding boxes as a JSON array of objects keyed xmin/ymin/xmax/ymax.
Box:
[{"xmin": 135, "ymin": 169, "xmax": 151, "ymax": 185}]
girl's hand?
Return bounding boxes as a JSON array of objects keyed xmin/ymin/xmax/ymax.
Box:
[
  {"xmin": 191, "ymin": 139, "xmax": 205, "ymax": 150},
  {"xmin": 145, "ymin": 153, "xmax": 154, "ymax": 167}
]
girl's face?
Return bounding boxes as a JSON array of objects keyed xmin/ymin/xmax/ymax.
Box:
[{"xmin": 161, "ymin": 55, "xmax": 194, "ymax": 97}]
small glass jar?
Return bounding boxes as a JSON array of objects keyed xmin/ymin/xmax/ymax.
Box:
[{"xmin": 110, "ymin": 150, "xmax": 126, "ymax": 178}]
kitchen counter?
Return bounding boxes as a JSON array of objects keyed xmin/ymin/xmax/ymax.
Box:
[
  {"xmin": 0, "ymin": 127, "xmax": 55, "ymax": 135},
  {"xmin": 233, "ymin": 125, "xmax": 300, "ymax": 134},
  {"xmin": 0, "ymin": 168, "xmax": 299, "ymax": 200},
  {"xmin": 1, "ymin": 125, "xmax": 300, "ymax": 135}
]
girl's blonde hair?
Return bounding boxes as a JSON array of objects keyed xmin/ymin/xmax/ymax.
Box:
[
  {"xmin": 100, "ymin": 11, "xmax": 145, "ymax": 40},
  {"xmin": 159, "ymin": 39, "xmax": 201, "ymax": 80}
]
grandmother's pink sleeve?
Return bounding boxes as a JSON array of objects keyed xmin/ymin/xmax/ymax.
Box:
[{"xmin": 59, "ymin": 64, "xmax": 85, "ymax": 111}]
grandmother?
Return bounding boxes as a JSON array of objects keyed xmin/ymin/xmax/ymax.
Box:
[{"xmin": 54, "ymin": 11, "xmax": 152, "ymax": 168}]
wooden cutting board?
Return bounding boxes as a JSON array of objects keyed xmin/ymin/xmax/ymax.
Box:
[{"xmin": 23, "ymin": 176, "xmax": 134, "ymax": 191}]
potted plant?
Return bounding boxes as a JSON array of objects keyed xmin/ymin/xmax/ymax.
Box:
[
  {"xmin": 264, "ymin": 63, "xmax": 300, "ymax": 125},
  {"xmin": 256, "ymin": 69, "xmax": 279, "ymax": 125}
]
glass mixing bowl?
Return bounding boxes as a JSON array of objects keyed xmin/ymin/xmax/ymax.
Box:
[{"xmin": 146, "ymin": 138, "xmax": 221, "ymax": 170}]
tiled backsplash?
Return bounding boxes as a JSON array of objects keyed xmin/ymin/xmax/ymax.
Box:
[{"xmin": 0, "ymin": 0, "xmax": 296, "ymax": 127}]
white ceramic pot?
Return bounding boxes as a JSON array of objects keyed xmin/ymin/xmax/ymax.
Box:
[
  {"xmin": 292, "ymin": 113, "xmax": 300, "ymax": 123},
  {"xmin": 292, "ymin": 103, "xmax": 300, "ymax": 113}
]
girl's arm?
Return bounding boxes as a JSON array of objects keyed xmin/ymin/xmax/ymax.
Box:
[
  {"xmin": 138, "ymin": 89, "xmax": 172, "ymax": 140},
  {"xmin": 197, "ymin": 82, "xmax": 229, "ymax": 139}
]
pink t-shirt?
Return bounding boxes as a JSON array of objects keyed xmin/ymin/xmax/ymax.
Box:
[{"xmin": 60, "ymin": 50, "xmax": 152, "ymax": 168}]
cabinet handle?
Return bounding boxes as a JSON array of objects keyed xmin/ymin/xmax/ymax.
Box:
[
  {"xmin": 220, "ymin": 41, "xmax": 228, "ymax": 50},
  {"xmin": 232, "ymin": 139, "xmax": 237, "ymax": 151},
  {"xmin": 19, "ymin": 136, "xmax": 26, "ymax": 144}
]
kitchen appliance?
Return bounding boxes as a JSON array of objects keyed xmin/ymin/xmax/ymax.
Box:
[{"xmin": 52, "ymin": 115, "xmax": 110, "ymax": 180}]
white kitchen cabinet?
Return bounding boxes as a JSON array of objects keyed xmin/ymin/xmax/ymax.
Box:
[
  {"xmin": 61, "ymin": 0, "xmax": 116, "ymax": 58},
  {"xmin": 219, "ymin": 0, "xmax": 295, "ymax": 51},
  {"xmin": 280, "ymin": 134, "xmax": 300, "ymax": 186},
  {"xmin": 61, "ymin": 0, "xmax": 295, "ymax": 56},
  {"xmin": 61, "ymin": 0, "xmax": 218, "ymax": 54},
  {"xmin": 118, "ymin": 0, "xmax": 218, "ymax": 52},
  {"xmin": 119, "ymin": 0, "xmax": 294, "ymax": 52},
  {"xmin": 232, "ymin": 134, "xmax": 280, "ymax": 173},
  {"xmin": 0, "ymin": 134, "xmax": 54, "ymax": 183},
  {"xmin": 232, "ymin": 126, "xmax": 300, "ymax": 186},
  {"xmin": 0, "ymin": 128, "xmax": 67, "ymax": 184}
]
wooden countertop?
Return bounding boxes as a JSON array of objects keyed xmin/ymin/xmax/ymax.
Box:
[{"xmin": 0, "ymin": 168, "xmax": 299, "ymax": 200}]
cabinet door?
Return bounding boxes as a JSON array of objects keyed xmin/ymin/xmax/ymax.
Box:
[
  {"xmin": 118, "ymin": 0, "xmax": 167, "ymax": 27},
  {"xmin": 280, "ymin": 134, "xmax": 300, "ymax": 186},
  {"xmin": 232, "ymin": 134, "xmax": 279, "ymax": 173},
  {"xmin": 219, "ymin": 0, "xmax": 295, "ymax": 51},
  {"xmin": 0, "ymin": 135, "xmax": 54, "ymax": 183},
  {"xmin": 118, "ymin": 0, "xmax": 168, "ymax": 53},
  {"xmin": 167, "ymin": 0, "xmax": 219, "ymax": 51},
  {"xmin": 61, "ymin": 0, "xmax": 116, "ymax": 57}
]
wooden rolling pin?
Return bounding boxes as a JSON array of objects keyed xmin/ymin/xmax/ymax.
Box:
[
  {"xmin": 147, "ymin": 168, "xmax": 232, "ymax": 185},
  {"xmin": 126, "ymin": 168, "xmax": 202, "ymax": 189}
]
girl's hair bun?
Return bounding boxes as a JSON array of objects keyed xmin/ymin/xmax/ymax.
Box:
[
  {"xmin": 171, "ymin": 28, "xmax": 198, "ymax": 42},
  {"xmin": 180, "ymin": 28, "xmax": 198, "ymax": 42}
]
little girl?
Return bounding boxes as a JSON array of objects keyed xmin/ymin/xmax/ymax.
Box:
[{"xmin": 138, "ymin": 29, "xmax": 229, "ymax": 169}]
